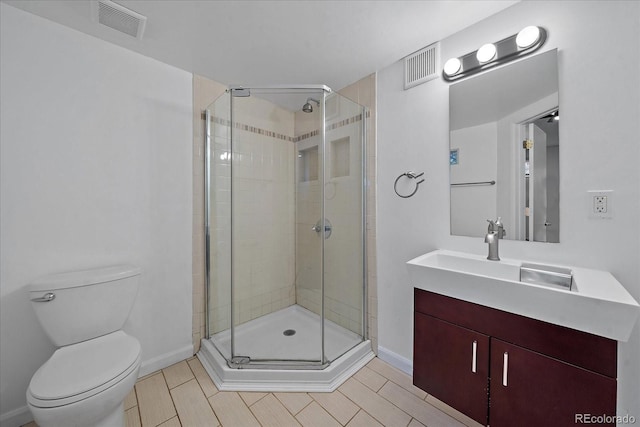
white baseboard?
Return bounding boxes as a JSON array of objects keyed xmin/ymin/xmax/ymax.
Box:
[
  {"xmin": 0, "ymin": 405, "xmax": 32, "ymax": 427},
  {"xmin": 377, "ymin": 345, "xmax": 413, "ymax": 376},
  {"xmin": 139, "ymin": 344, "xmax": 194, "ymax": 377}
]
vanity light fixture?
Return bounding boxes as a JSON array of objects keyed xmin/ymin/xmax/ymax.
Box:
[
  {"xmin": 476, "ymin": 43, "xmax": 497, "ymax": 63},
  {"xmin": 443, "ymin": 58, "xmax": 462, "ymax": 76},
  {"xmin": 516, "ymin": 26, "xmax": 541, "ymax": 49},
  {"xmin": 443, "ymin": 26, "xmax": 547, "ymax": 81}
]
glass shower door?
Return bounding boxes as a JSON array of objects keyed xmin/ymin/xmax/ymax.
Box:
[
  {"xmin": 206, "ymin": 91, "xmax": 233, "ymax": 359},
  {"xmin": 322, "ymin": 93, "xmax": 366, "ymax": 362},
  {"xmin": 229, "ymin": 88, "xmax": 325, "ymax": 366}
]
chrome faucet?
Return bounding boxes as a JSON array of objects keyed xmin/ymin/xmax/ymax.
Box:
[
  {"xmin": 487, "ymin": 217, "xmax": 506, "ymax": 239},
  {"xmin": 485, "ymin": 218, "xmax": 505, "ymax": 261},
  {"xmin": 484, "ymin": 232, "xmax": 500, "ymax": 261}
]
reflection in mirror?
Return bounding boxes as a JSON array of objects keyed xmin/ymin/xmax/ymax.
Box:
[{"xmin": 449, "ymin": 49, "xmax": 559, "ymax": 242}]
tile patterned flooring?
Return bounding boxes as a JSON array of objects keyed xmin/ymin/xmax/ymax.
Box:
[
  {"xmin": 127, "ymin": 356, "xmax": 481, "ymax": 427},
  {"xmin": 24, "ymin": 356, "xmax": 482, "ymax": 427}
]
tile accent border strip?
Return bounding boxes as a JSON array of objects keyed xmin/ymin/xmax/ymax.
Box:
[{"xmin": 203, "ymin": 111, "xmax": 370, "ymax": 143}]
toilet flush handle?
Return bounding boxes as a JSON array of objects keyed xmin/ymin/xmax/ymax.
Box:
[{"xmin": 31, "ymin": 292, "xmax": 55, "ymax": 302}]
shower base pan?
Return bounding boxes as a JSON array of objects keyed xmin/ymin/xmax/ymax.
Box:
[{"xmin": 197, "ymin": 305, "xmax": 374, "ymax": 392}]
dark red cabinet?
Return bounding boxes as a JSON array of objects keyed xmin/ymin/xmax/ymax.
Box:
[
  {"xmin": 489, "ymin": 339, "xmax": 616, "ymax": 427},
  {"xmin": 414, "ymin": 313, "xmax": 490, "ymax": 425},
  {"xmin": 413, "ymin": 289, "xmax": 617, "ymax": 427}
]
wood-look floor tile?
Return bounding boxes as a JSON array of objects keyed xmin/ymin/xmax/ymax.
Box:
[
  {"xmin": 310, "ymin": 390, "xmax": 359, "ymax": 425},
  {"xmin": 345, "ymin": 410, "xmax": 384, "ymax": 427},
  {"xmin": 239, "ymin": 391, "xmax": 268, "ymax": 406},
  {"xmin": 409, "ymin": 419, "xmax": 426, "ymax": 427},
  {"xmin": 274, "ymin": 392, "xmax": 312, "ymax": 415},
  {"xmin": 163, "ymin": 360, "xmax": 195, "ymax": 389},
  {"xmin": 296, "ymin": 401, "xmax": 341, "ymax": 427},
  {"xmin": 135, "ymin": 373, "xmax": 177, "ymax": 426},
  {"xmin": 367, "ymin": 358, "xmax": 427, "ymax": 399},
  {"xmin": 424, "ymin": 395, "xmax": 484, "ymax": 427},
  {"xmin": 170, "ymin": 379, "xmax": 219, "ymax": 427},
  {"xmin": 353, "ymin": 366, "xmax": 387, "ymax": 392},
  {"xmin": 188, "ymin": 357, "xmax": 219, "ymax": 397},
  {"xmin": 124, "ymin": 389, "xmax": 138, "ymax": 410},
  {"xmin": 250, "ymin": 393, "xmax": 302, "ymax": 427},
  {"xmin": 158, "ymin": 417, "xmax": 182, "ymax": 427},
  {"xmin": 339, "ymin": 378, "xmax": 411, "ymax": 427},
  {"xmin": 378, "ymin": 381, "xmax": 464, "ymax": 427},
  {"xmin": 209, "ymin": 392, "xmax": 261, "ymax": 427},
  {"xmin": 137, "ymin": 370, "xmax": 162, "ymax": 382},
  {"xmin": 124, "ymin": 406, "xmax": 141, "ymax": 427}
]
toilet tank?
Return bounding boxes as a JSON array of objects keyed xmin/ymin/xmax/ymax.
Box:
[{"xmin": 29, "ymin": 264, "xmax": 141, "ymax": 347}]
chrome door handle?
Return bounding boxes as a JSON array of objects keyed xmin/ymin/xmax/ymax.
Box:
[
  {"xmin": 502, "ymin": 352, "xmax": 509, "ymax": 386},
  {"xmin": 312, "ymin": 219, "xmax": 332, "ymax": 239},
  {"xmin": 31, "ymin": 292, "xmax": 55, "ymax": 302},
  {"xmin": 471, "ymin": 340, "xmax": 478, "ymax": 373}
]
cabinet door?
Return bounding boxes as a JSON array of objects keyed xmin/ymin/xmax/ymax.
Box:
[
  {"xmin": 414, "ymin": 312, "xmax": 490, "ymax": 425},
  {"xmin": 490, "ymin": 339, "xmax": 616, "ymax": 427}
]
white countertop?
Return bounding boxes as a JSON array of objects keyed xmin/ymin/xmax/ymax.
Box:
[{"xmin": 407, "ymin": 249, "xmax": 640, "ymax": 342}]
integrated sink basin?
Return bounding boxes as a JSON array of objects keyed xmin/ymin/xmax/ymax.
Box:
[{"xmin": 407, "ymin": 250, "xmax": 640, "ymax": 341}]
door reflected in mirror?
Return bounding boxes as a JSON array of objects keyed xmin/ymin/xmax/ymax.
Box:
[{"xmin": 449, "ymin": 49, "xmax": 559, "ymax": 242}]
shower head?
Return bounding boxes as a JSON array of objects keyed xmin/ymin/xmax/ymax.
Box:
[{"xmin": 302, "ymin": 98, "xmax": 320, "ymax": 113}]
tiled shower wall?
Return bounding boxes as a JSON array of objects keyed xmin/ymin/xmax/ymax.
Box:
[
  {"xmin": 192, "ymin": 74, "xmax": 378, "ymax": 354},
  {"xmin": 294, "ymin": 94, "xmax": 369, "ymax": 336},
  {"xmin": 209, "ymin": 96, "xmax": 297, "ymax": 334}
]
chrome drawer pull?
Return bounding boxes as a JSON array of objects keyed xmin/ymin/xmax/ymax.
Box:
[
  {"xmin": 471, "ymin": 340, "xmax": 477, "ymax": 373},
  {"xmin": 31, "ymin": 292, "xmax": 55, "ymax": 302},
  {"xmin": 502, "ymin": 352, "xmax": 509, "ymax": 386}
]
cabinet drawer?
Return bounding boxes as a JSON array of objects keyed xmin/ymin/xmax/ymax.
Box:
[{"xmin": 414, "ymin": 288, "xmax": 617, "ymax": 378}]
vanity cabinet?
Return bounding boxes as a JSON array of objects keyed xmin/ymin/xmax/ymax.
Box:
[
  {"xmin": 414, "ymin": 313, "xmax": 490, "ymax": 424},
  {"xmin": 413, "ymin": 289, "xmax": 617, "ymax": 427}
]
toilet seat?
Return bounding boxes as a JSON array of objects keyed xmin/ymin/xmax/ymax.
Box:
[{"xmin": 28, "ymin": 331, "xmax": 141, "ymax": 408}]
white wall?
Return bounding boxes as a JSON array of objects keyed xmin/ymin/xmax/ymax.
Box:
[
  {"xmin": 377, "ymin": 0, "xmax": 640, "ymax": 419},
  {"xmin": 450, "ymin": 122, "xmax": 497, "ymax": 237},
  {"xmin": 0, "ymin": 4, "xmax": 193, "ymax": 425}
]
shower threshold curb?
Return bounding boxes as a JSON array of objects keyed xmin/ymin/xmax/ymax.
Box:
[{"xmin": 197, "ymin": 339, "xmax": 375, "ymax": 392}]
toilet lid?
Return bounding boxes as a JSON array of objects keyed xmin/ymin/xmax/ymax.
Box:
[{"xmin": 29, "ymin": 331, "xmax": 141, "ymax": 401}]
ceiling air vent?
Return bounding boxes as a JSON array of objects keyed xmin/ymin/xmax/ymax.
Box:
[
  {"xmin": 92, "ymin": 0, "xmax": 147, "ymax": 39},
  {"xmin": 404, "ymin": 42, "xmax": 440, "ymax": 89}
]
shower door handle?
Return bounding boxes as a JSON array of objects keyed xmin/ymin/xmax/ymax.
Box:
[{"xmin": 312, "ymin": 219, "xmax": 332, "ymax": 239}]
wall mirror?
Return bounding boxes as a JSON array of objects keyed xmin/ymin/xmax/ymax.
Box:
[{"xmin": 449, "ymin": 49, "xmax": 559, "ymax": 242}]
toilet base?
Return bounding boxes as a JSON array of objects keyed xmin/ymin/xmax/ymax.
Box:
[{"xmin": 93, "ymin": 402, "xmax": 124, "ymax": 427}]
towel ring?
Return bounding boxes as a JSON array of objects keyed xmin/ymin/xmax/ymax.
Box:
[{"xmin": 394, "ymin": 171, "xmax": 425, "ymax": 198}]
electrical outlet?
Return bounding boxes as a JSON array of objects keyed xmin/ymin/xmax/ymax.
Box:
[
  {"xmin": 588, "ymin": 190, "xmax": 613, "ymax": 219},
  {"xmin": 594, "ymin": 195, "xmax": 607, "ymax": 213}
]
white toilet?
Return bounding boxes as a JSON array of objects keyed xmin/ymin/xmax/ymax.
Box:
[{"xmin": 26, "ymin": 265, "xmax": 142, "ymax": 427}]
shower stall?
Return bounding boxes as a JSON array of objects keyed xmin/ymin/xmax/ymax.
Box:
[{"xmin": 198, "ymin": 85, "xmax": 373, "ymax": 391}]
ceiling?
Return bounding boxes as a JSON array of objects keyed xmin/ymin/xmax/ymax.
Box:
[{"xmin": 3, "ymin": 0, "xmax": 518, "ymax": 91}]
